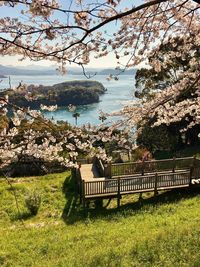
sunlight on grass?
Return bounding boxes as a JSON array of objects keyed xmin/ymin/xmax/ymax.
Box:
[{"xmin": 0, "ymin": 172, "xmax": 200, "ymax": 266}]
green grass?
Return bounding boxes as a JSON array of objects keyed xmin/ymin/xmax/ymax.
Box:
[{"xmin": 0, "ymin": 172, "xmax": 200, "ymax": 266}]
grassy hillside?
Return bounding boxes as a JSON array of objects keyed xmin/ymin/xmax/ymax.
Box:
[{"xmin": 0, "ymin": 172, "xmax": 200, "ymax": 266}]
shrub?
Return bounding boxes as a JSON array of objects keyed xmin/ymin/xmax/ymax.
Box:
[
  {"xmin": 132, "ymin": 147, "xmax": 152, "ymax": 161},
  {"xmin": 137, "ymin": 123, "xmax": 179, "ymax": 153},
  {"xmin": 25, "ymin": 189, "xmax": 41, "ymax": 215}
]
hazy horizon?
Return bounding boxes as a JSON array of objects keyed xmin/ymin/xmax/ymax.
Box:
[{"xmin": 0, "ymin": 54, "xmax": 126, "ymax": 69}]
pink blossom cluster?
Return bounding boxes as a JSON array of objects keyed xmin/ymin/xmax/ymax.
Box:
[{"xmin": 0, "ymin": 95, "xmax": 135, "ymax": 170}]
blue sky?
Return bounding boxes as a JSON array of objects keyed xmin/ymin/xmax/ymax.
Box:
[{"xmin": 0, "ymin": 0, "xmax": 143, "ymax": 68}]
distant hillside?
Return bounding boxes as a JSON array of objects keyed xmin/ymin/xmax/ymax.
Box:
[
  {"xmin": 98, "ymin": 68, "xmax": 136, "ymax": 75},
  {"xmin": 0, "ymin": 80, "xmax": 106, "ymax": 108},
  {"xmin": 0, "ymin": 65, "xmax": 58, "ymax": 76},
  {"xmin": 0, "ymin": 64, "xmax": 136, "ymax": 76},
  {"xmin": 0, "ymin": 74, "xmax": 7, "ymax": 78}
]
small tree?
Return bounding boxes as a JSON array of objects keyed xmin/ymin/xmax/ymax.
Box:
[
  {"xmin": 99, "ymin": 113, "xmax": 107, "ymax": 123},
  {"xmin": 25, "ymin": 189, "xmax": 41, "ymax": 215},
  {"xmin": 68, "ymin": 104, "xmax": 80, "ymax": 125},
  {"xmin": 73, "ymin": 112, "xmax": 80, "ymax": 125}
]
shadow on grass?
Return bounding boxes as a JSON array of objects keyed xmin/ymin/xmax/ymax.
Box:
[
  {"xmin": 61, "ymin": 174, "xmax": 83, "ymax": 224},
  {"xmin": 12, "ymin": 210, "xmax": 35, "ymax": 221},
  {"xmin": 62, "ymin": 178, "xmax": 200, "ymax": 225},
  {"xmin": 86, "ymin": 187, "xmax": 200, "ymax": 221}
]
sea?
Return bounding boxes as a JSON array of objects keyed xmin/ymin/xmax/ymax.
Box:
[{"xmin": 0, "ymin": 74, "xmax": 135, "ymax": 126}]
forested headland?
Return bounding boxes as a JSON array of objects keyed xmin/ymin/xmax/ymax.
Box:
[{"xmin": 0, "ymin": 80, "xmax": 106, "ymax": 109}]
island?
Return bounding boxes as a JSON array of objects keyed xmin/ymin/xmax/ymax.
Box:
[{"xmin": 0, "ymin": 80, "xmax": 106, "ymax": 109}]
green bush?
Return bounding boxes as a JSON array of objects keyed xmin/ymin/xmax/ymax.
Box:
[
  {"xmin": 25, "ymin": 189, "xmax": 41, "ymax": 215},
  {"xmin": 137, "ymin": 123, "xmax": 179, "ymax": 153}
]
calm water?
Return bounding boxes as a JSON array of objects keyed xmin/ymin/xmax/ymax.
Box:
[{"xmin": 0, "ymin": 74, "xmax": 135, "ymax": 125}]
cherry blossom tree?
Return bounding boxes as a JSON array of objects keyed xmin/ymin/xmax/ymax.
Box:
[
  {"xmin": 113, "ymin": 37, "xmax": 200, "ymax": 151},
  {"xmin": 0, "ymin": 92, "xmax": 136, "ymax": 172},
  {"xmin": 0, "ymin": 0, "xmax": 199, "ymax": 74},
  {"xmin": 0, "ymin": 0, "xmax": 200, "ymax": 173}
]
